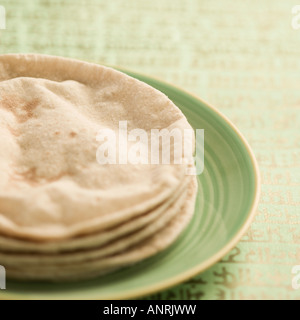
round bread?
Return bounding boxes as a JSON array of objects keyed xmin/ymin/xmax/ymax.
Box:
[{"xmin": 0, "ymin": 54, "xmax": 193, "ymax": 241}]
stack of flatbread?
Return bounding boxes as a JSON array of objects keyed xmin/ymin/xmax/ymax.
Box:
[{"xmin": 0, "ymin": 54, "xmax": 197, "ymax": 281}]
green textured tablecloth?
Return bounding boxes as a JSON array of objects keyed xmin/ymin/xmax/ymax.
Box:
[{"xmin": 0, "ymin": 0, "xmax": 299, "ymax": 300}]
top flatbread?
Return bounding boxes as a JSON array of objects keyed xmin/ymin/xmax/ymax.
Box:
[{"xmin": 0, "ymin": 54, "xmax": 194, "ymax": 241}]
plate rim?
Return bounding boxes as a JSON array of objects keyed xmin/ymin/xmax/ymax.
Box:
[{"xmin": 0, "ymin": 65, "xmax": 261, "ymax": 300}]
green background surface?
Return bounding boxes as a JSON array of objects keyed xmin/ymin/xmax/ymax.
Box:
[{"xmin": 0, "ymin": 0, "xmax": 299, "ymax": 300}]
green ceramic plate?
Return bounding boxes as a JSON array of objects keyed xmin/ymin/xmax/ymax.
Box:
[{"xmin": 0, "ymin": 70, "xmax": 260, "ymax": 300}]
